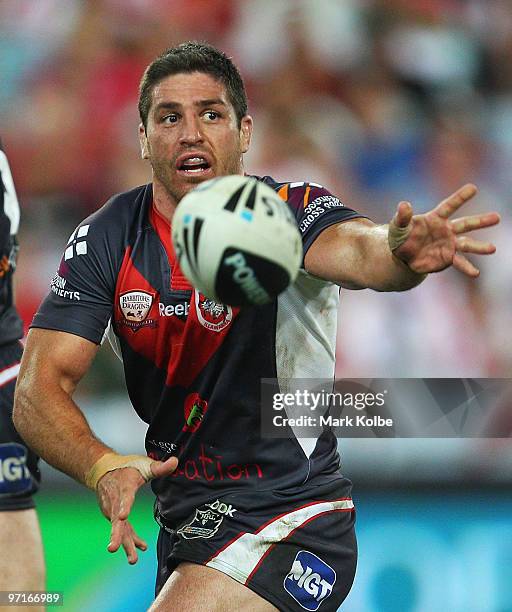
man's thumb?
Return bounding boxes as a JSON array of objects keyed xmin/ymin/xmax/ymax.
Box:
[
  {"xmin": 394, "ymin": 201, "xmax": 413, "ymax": 228},
  {"xmin": 389, "ymin": 201, "xmax": 413, "ymax": 251},
  {"xmin": 150, "ymin": 456, "xmax": 179, "ymax": 479}
]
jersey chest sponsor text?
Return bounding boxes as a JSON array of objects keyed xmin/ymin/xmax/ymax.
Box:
[
  {"xmin": 114, "ymin": 253, "xmax": 237, "ymax": 387},
  {"xmin": 159, "ymin": 301, "xmax": 190, "ymax": 317},
  {"xmin": 116, "ymin": 287, "xmax": 232, "ymax": 333}
]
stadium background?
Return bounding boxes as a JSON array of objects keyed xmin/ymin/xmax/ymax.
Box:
[{"xmin": 2, "ymin": 0, "xmax": 511, "ymax": 610}]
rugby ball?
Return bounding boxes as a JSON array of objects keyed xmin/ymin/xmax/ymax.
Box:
[{"xmin": 171, "ymin": 175, "xmax": 302, "ymax": 306}]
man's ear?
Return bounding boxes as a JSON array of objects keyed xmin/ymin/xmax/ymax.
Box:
[
  {"xmin": 240, "ymin": 115, "xmax": 253, "ymax": 154},
  {"xmin": 139, "ymin": 123, "xmax": 150, "ymax": 159}
]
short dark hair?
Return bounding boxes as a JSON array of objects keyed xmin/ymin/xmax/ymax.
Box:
[{"xmin": 138, "ymin": 41, "xmax": 248, "ymax": 130}]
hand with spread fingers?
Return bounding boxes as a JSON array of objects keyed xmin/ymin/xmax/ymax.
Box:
[
  {"xmin": 388, "ymin": 184, "xmax": 500, "ymax": 277},
  {"xmin": 95, "ymin": 455, "xmax": 178, "ymax": 564}
]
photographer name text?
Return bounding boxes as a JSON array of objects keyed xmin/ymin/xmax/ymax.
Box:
[{"xmin": 272, "ymin": 414, "xmax": 393, "ymax": 428}]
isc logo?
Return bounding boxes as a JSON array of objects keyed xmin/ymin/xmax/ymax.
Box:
[
  {"xmin": 284, "ymin": 550, "xmax": 336, "ymax": 611},
  {"xmin": 0, "ymin": 444, "xmax": 33, "ymax": 495}
]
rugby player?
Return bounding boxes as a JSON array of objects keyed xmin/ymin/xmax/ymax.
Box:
[
  {"xmin": 0, "ymin": 141, "xmax": 45, "ymax": 602},
  {"xmin": 14, "ymin": 43, "xmax": 499, "ymax": 611}
]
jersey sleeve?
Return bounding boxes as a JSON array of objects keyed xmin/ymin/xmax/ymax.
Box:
[
  {"xmin": 0, "ymin": 142, "xmax": 25, "ymax": 342},
  {"xmin": 282, "ymin": 182, "xmax": 367, "ymax": 257},
  {"xmin": 31, "ymin": 202, "xmax": 122, "ymax": 344}
]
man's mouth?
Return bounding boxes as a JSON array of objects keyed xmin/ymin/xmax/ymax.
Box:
[{"xmin": 177, "ymin": 156, "xmax": 212, "ymax": 175}]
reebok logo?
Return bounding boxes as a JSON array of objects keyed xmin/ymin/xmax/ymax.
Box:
[
  {"xmin": 159, "ymin": 302, "xmax": 190, "ymax": 317},
  {"xmin": 205, "ymin": 499, "xmax": 237, "ymax": 517}
]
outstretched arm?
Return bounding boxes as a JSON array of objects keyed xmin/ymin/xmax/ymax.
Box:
[
  {"xmin": 14, "ymin": 329, "xmax": 177, "ymax": 563},
  {"xmin": 305, "ymin": 184, "xmax": 500, "ymax": 290}
]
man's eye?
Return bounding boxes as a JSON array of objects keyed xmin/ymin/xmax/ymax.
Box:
[
  {"xmin": 163, "ymin": 114, "xmax": 178, "ymax": 123},
  {"xmin": 204, "ymin": 111, "xmax": 219, "ymax": 121}
]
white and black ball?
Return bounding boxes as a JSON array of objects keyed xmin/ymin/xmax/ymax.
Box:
[{"xmin": 171, "ymin": 175, "xmax": 302, "ymax": 306}]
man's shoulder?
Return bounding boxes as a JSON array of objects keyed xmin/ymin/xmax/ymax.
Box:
[
  {"xmin": 253, "ymin": 175, "xmax": 342, "ymax": 211},
  {"xmin": 81, "ymin": 183, "xmax": 151, "ymax": 232},
  {"xmin": 95, "ymin": 183, "xmax": 151, "ymax": 220},
  {"xmin": 65, "ymin": 184, "xmax": 152, "ymax": 258}
]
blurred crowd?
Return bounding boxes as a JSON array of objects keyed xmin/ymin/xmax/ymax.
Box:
[{"xmin": 2, "ymin": 0, "xmax": 511, "ymax": 378}]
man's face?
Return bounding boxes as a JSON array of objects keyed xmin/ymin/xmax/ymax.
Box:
[{"xmin": 139, "ymin": 71, "xmax": 253, "ymax": 207}]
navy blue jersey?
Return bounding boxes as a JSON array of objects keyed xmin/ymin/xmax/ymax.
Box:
[
  {"xmin": 0, "ymin": 341, "xmax": 40, "ymax": 509},
  {"xmin": 0, "ymin": 141, "xmax": 40, "ymax": 509},
  {"xmin": 0, "ymin": 142, "xmax": 23, "ymax": 344},
  {"xmin": 32, "ymin": 177, "xmax": 364, "ymax": 526}
]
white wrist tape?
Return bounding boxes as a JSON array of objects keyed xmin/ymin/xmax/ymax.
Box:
[
  {"xmin": 85, "ymin": 452, "xmax": 155, "ymax": 490},
  {"xmin": 388, "ymin": 221, "xmax": 411, "ymax": 252}
]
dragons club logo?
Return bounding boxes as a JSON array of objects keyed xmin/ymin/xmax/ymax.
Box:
[{"xmin": 194, "ymin": 291, "xmax": 232, "ymax": 332}]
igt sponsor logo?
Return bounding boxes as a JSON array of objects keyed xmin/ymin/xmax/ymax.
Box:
[
  {"xmin": 284, "ymin": 550, "xmax": 336, "ymax": 611},
  {"xmin": 0, "ymin": 444, "xmax": 33, "ymax": 495}
]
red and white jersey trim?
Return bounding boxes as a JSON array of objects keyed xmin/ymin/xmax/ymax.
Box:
[
  {"xmin": 206, "ymin": 498, "xmax": 354, "ymax": 584},
  {"xmin": 0, "ymin": 362, "xmax": 20, "ymax": 388}
]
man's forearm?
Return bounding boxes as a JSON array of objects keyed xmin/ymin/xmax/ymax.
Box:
[
  {"xmin": 305, "ymin": 220, "xmax": 427, "ymax": 291},
  {"xmin": 346, "ymin": 224, "xmax": 426, "ymax": 291},
  {"xmin": 14, "ymin": 378, "xmax": 111, "ymax": 486}
]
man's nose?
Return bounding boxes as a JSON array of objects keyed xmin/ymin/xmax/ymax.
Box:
[{"xmin": 179, "ymin": 115, "xmax": 204, "ymax": 145}]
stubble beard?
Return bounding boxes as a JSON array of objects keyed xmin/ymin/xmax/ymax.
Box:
[{"xmin": 151, "ymin": 147, "xmax": 244, "ymax": 206}]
